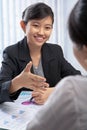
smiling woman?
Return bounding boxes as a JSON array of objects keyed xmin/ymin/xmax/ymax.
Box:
[
  {"xmin": 0, "ymin": 2, "xmax": 80, "ymax": 105},
  {"xmin": 20, "ymin": 16, "xmax": 53, "ymax": 49},
  {"xmin": 0, "ymin": 0, "xmax": 83, "ymax": 74}
]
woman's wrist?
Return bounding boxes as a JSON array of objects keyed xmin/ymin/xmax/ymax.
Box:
[{"xmin": 9, "ymin": 76, "xmax": 22, "ymax": 93}]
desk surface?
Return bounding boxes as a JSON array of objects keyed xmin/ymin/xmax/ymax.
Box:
[{"xmin": 0, "ymin": 91, "xmax": 42, "ymax": 130}]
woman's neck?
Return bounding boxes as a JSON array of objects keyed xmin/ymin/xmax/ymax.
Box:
[{"xmin": 28, "ymin": 44, "xmax": 41, "ymax": 67}]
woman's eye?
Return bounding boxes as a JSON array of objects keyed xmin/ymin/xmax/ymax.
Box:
[
  {"xmin": 45, "ymin": 26, "xmax": 52, "ymax": 30},
  {"xmin": 33, "ymin": 24, "xmax": 39, "ymax": 27}
]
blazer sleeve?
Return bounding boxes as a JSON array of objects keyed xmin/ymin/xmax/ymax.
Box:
[
  {"xmin": 0, "ymin": 46, "xmax": 20, "ymax": 103},
  {"xmin": 57, "ymin": 46, "xmax": 81, "ymax": 77}
]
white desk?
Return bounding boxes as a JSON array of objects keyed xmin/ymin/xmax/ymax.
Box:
[{"xmin": 0, "ymin": 91, "xmax": 42, "ymax": 130}]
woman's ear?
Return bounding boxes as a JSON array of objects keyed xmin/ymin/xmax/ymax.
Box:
[{"xmin": 20, "ymin": 21, "xmax": 26, "ymax": 33}]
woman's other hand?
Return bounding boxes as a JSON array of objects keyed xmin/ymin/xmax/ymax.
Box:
[{"xmin": 32, "ymin": 87, "xmax": 55, "ymax": 105}]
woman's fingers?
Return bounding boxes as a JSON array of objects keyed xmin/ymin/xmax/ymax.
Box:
[
  {"xmin": 24, "ymin": 61, "xmax": 33, "ymax": 72},
  {"xmin": 30, "ymin": 73, "xmax": 46, "ymax": 82},
  {"xmin": 21, "ymin": 61, "xmax": 49, "ymax": 90},
  {"xmin": 34, "ymin": 98, "xmax": 44, "ymax": 105},
  {"xmin": 29, "ymin": 72, "xmax": 49, "ymax": 89},
  {"xmin": 32, "ymin": 91, "xmax": 45, "ymax": 105}
]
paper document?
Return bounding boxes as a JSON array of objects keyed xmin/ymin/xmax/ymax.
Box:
[{"xmin": 0, "ymin": 91, "xmax": 42, "ymax": 130}]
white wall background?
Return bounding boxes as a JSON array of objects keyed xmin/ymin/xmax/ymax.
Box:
[{"xmin": 0, "ymin": 0, "xmax": 86, "ymax": 75}]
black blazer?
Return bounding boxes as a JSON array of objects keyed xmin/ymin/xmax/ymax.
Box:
[{"xmin": 0, "ymin": 37, "xmax": 80, "ymax": 102}]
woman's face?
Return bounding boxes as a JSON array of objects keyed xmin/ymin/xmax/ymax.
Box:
[
  {"xmin": 73, "ymin": 44, "xmax": 87, "ymax": 71},
  {"xmin": 25, "ymin": 16, "xmax": 53, "ymax": 48}
]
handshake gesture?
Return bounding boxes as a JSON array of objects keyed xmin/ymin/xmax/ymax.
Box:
[{"xmin": 11, "ymin": 61, "xmax": 49, "ymax": 93}]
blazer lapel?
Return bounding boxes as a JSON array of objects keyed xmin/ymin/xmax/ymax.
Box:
[
  {"xmin": 19, "ymin": 37, "xmax": 31, "ymax": 62},
  {"xmin": 41, "ymin": 44, "xmax": 55, "ymax": 80},
  {"xmin": 18, "ymin": 37, "xmax": 33, "ymax": 72}
]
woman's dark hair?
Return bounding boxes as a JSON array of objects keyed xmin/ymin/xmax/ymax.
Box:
[
  {"xmin": 22, "ymin": 2, "xmax": 54, "ymax": 24},
  {"xmin": 68, "ymin": 0, "xmax": 87, "ymax": 47}
]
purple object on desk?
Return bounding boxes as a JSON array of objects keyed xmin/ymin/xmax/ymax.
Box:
[
  {"xmin": 21, "ymin": 98, "xmax": 35, "ymax": 105},
  {"xmin": 22, "ymin": 101, "xmax": 32, "ymax": 105}
]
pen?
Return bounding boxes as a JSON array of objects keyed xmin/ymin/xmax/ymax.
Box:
[{"xmin": 30, "ymin": 97, "xmax": 34, "ymax": 102}]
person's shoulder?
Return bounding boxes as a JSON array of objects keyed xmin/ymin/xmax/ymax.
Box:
[
  {"xmin": 5, "ymin": 38, "xmax": 25, "ymax": 50},
  {"xmin": 53, "ymin": 76, "xmax": 80, "ymax": 104},
  {"xmin": 54, "ymin": 75, "xmax": 87, "ymax": 130},
  {"xmin": 63, "ymin": 75, "xmax": 87, "ymax": 85},
  {"xmin": 4, "ymin": 43, "xmax": 18, "ymax": 52},
  {"xmin": 55, "ymin": 76, "xmax": 74, "ymax": 91},
  {"xmin": 3, "ymin": 37, "xmax": 26, "ymax": 54},
  {"xmin": 56, "ymin": 75, "xmax": 87, "ymax": 93},
  {"xmin": 57, "ymin": 75, "xmax": 83, "ymax": 86},
  {"xmin": 46, "ymin": 42, "xmax": 61, "ymax": 49},
  {"xmin": 44, "ymin": 43, "xmax": 63, "ymax": 54}
]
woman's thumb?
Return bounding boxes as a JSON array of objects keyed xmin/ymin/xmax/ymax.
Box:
[{"xmin": 24, "ymin": 61, "xmax": 33, "ymax": 72}]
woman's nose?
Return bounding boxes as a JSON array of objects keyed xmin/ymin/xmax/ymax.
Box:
[{"xmin": 38, "ymin": 28, "xmax": 45, "ymax": 35}]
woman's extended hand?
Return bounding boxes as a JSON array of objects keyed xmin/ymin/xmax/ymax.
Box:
[{"xmin": 10, "ymin": 61, "xmax": 49, "ymax": 93}]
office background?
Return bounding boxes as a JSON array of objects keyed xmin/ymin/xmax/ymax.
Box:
[{"xmin": 0, "ymin": 0, "xmax": 86, "ymax": 74}]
